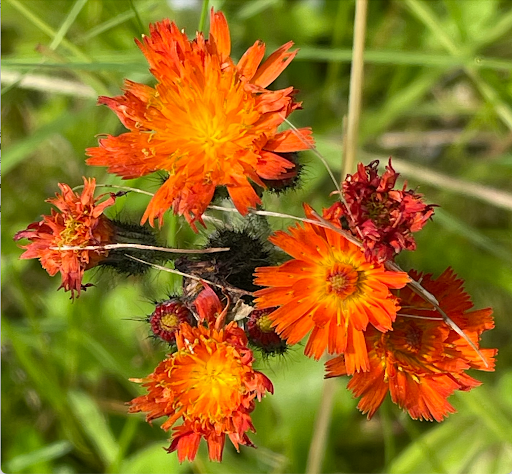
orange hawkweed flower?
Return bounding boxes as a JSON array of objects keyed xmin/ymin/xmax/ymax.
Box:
[
  {"xmin": 253, "ymin": 206, "xmax": 409, "ymax": 373},
  {"xmin": 14, "ymin": 178, "xmax": 116, "ymax": 298},
  {"xmin": 128, "ymin": 322, "xmax": 273, "ymax": 462},
  {"xmin": 325, "ymin": 268, "xmax": 497, "ymax": 421},
  {"xmin": 86, "ymin": 9, "xmax": 313, "ymax": 229}
]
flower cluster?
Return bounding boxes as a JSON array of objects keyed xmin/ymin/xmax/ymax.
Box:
[
  {"xmin": 14, "ymin": 7, "xmax": 497, "ymax": 465},
  {"xmin": 325, "ymin": 269, "xmax": 496, "ymax": 421},
  {"xmin": 130, "ymin": 288, "xmax": 273, "ymax": 462}
]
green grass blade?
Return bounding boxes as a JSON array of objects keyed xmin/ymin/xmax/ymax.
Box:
[
  {"xmin": 67, "ymin": 390, "xmax": 120, "ymax": 466},
  {"xmin": 50, "ymin": 0, "xmax": 89, "ymax": 50},
  {"xmin": 296, "ymin": 47, "xmax": 512, "ymax": 71},
  {"xmin": 454, "ymin": 389, "xmax": 512, "ymax": 444},
  {"xmin": 76, "ymin": 2, "xmax": 157, "ymax": 44},
  {"xmin": 404, "ymin": 0, "xmax": 460, "ymax": 55},
  {"xmin": 4, "ymin": 440, "xmax": 73, "ymax": 473},
  {"xmin": 2, "ymin": 107, "xmax": 93, "ymax": 175},
  {"xmin": 128, "ymin": 0, "xmax": 145, "ymax": 33},
  {"xmin": 434, "ymin": 208, "xmax": 512, "ymax": 264},
  {"xmin": 9, "ymin": 0, "xmax": 91, "ymax": 61}
]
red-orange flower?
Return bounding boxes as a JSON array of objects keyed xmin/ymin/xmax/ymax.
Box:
[
  {"xmin": 128, "ymin": 321, "xmax": 273, "ymax": 462},
  {"xmin": 325, "ymin": 268, "xmax": 497, "ymax": 421},
  {"xmin": 86, "ymin": 9, "xmax": 313, "ymax": 229},
  {"xmin": 14, "ymin": 178, "xmax": 116, "ymax": 298},
  {"xmin": 254, "ymin": 206, "xmax": 409, "ymax": 374}
]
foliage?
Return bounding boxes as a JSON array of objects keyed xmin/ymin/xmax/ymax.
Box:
[{"xmin": 3, "ymin": 0, "xmax": 512, "ymax": 472}]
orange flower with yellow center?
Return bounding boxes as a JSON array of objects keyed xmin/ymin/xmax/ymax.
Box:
[
  {"xmin": 129, "ymin": 322, "xmax": 273, "ymax": 462},
  {"xmin": 14, "ymin": 178, "xmax": 116, "ymax": 298},
  {"xmin": 325, "ymin": 269, "xmax": 497, "ymax": 421},
  {"xmin": 253, "ymin": 205, "xmax": 409, "ymax": 373},
  {"xmin": 86, "ymin": 9, "xmax": 313, "ymax": 229}
]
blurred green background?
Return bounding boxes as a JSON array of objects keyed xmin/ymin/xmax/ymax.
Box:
[{"xmin": 2, "ymin": 0, "xmax": 512, "ymax": 473}]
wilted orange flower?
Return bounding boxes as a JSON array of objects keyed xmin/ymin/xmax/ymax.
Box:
[
  {"xmin": 327, "ymin": 159, "xmax": 435, "ymax": 263},
  {"xmin": 86, "ymin": 9, "xmax": 313, "ymax": 229},
  {"xmin": 129, "ymin": 321, "xmax": 273, "ymax": 462},
  {"xmin": 14, "ymin": 178, "xmax": 116, "ymax": 298},
  {"xmin": 254, "ymin": 205, "xmax": 409, "ymax": 374},
  {"xmin": 325, "ymin": 268, "xmax": 497, "ymax": 421}
]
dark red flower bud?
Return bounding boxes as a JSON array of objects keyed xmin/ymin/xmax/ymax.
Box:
[
  {"xmin": 149, "ymin": 299, "xmax": 194, "ymax": 344},
  {"xmin": 246, "ymin": 308, "xmax": 288, "ymax": 356}
]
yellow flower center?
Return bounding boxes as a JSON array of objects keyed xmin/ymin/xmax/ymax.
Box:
[
  {"xmin": 174, "ymin": 341, "xmax": 245, "ymax": 420},
  {"xmin": 59, "ymin": 217, "xmax": 87, "ymax": 246},
  {"xmin": 159, "ymin": 313, "xmax": 179, "ymax": 331},
  {"xmin": 256, "ymin": 314, "xmax": 274, "ymax": 333},
  {"xmin": 156, "ymin": 65, "xmax": 262, "ymax": 174},
  {"xmin": 325, "ymin": 263, "xmax": 359, "ymax": 299}
]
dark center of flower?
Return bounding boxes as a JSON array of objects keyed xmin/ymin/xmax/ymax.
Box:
[
  {"xmin": 366, "ymin": 194, "xmax": 390, "ymax": 223},
  {"xmin": 325, "ymin": 264, "xmax": 359, "ymax": 298},
  {"xmin": 404, "ymin": 323, "xmax": 423, "ymax": 354}
]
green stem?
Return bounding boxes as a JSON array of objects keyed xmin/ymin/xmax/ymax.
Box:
[
  {"xmin": 380, "ymin": 398, "xmax": 396, "ymax": 470},
  {"xmin": 198, "ymin": 0, "xmax": 210, "ymax": 32},
  {"xmin": 128, "ymin": 0, "xmax": 145, "ymax": 33},
  {"xmin": 343, "ymin": 0, "xmax": 368, "ymax": 180}
]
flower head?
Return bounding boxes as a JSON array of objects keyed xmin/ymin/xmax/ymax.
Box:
[
  {"xmin": 148, "ymin": 298, "xmax": 194, "ymax": 344},
  {"xmin": 327, "ymin": 159, "xmax": 434, "ymax": 263},
  {"xmin": 254, "ymin": 205, "xmax": 409, "ymax": 373},
  {"xmin": 129, "ymin": 321, "xmax": 273, "ymax": 462},
  {"xmin": 14, "ymin": 178, "xmax": 116, "ymax": 298},
  {"xmin": 325, "ymin": 268, "xmax": 497, "ymax": 421},
  {"xmin": 87, "ymin": 9, "xmax": 313, "ymax": 229},
  {"xmin": 246, "ymin": 307, "xmax": 288, "ymax": 356}
]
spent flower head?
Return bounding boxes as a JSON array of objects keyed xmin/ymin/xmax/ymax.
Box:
[
  {"xmin": 14, "ymin": 178, "xmax": 116, "ymax": 298},
  {"xmin": 327, "ymin": 159, "xmax": 435, "ymax": 263}
]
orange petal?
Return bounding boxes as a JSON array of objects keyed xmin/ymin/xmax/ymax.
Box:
[
  {"xmin": 209, "ymin": 9, "xmax": 230, "ymax": 61},
  {"xmin": 252, "ymin": 41, "xmax": 297, "ymax": 88},
  {"xmin": 237, "ymin": 40, "xmax": 266, "ymax": 81},
  {"xmin": 264, "ymin": 128, "xmax": 315, "ymax": 152},
  {"xmin": 226, "ymin": 182, "xmax": 261, "ymax": 216},
  {"xmin": 256, "ymin": 150, "xmax": 295, "ymax": 180}
]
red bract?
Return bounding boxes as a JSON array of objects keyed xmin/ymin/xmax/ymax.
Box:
[{"xmin": 327, "ymin": 159, "xmax": 435, "ymax": 263}]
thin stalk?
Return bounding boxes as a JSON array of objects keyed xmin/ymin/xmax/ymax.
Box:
[
  {"xmin": 305, "ymin": 377, "xmax": 338, "ymax": 474},
  {"xmin": 128, "ymin": 0, "xmax": 145, "ymax": 33},
  {"xmin": 124, "ymin": 255, "xmax": 253, "ymax": 296},
  {"xmin": 49, "ymin": 243, "xmax": 230, "ymax": 254},
  {"xmin": 342, "ymin": 0, "xmax": 368, "ymax": 180},
  {"xmin": 380, "ymin": 398, "xmax": 396, "ymax": 471},
  {"xmin": 198, "ymin": 0, "xmax": 209, "ymax": 32}
]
